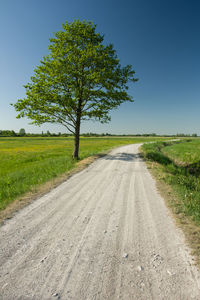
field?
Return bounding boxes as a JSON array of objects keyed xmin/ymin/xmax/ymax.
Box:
[
  {"xmin": 141, "ymin": 139, "xmax": 200, "ymax": 223},
  {"xmin": 0, "ymin": 136, "xmax": 169, "ymax": 210}
]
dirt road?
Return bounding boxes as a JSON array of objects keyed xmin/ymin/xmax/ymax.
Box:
[{"xmin": 0, "ymin": 144, "xmax": 200, "ymax": 300}]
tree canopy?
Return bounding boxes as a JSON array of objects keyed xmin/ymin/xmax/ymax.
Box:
[
  {"xmin": 19, "ymin": 128, "xmax": 26, "ymax": 136},
  {"xmin": 13, "ymin": 20, "xmax": 138, "ymax": 158}
]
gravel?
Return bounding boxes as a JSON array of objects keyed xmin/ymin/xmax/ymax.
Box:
[{"xmin": 0, "ymin": 144, "xmax": 200, "ymax": 299}]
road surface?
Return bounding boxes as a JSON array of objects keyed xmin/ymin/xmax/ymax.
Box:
[{"xmin": 0, "ymin": 144, "xmax": 200, "ymax": 299}]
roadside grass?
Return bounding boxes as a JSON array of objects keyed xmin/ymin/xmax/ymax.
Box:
[
  {"xmin": 162, "ymin": 139, "xmax": 200, "ymax": 166},
  {"xmin": 141, "ymin": 139, "xmax": 200, "ymax": 264},
  {"xmin": 0, "ymin": 136, "xmax": 170, "ymax": 212}
]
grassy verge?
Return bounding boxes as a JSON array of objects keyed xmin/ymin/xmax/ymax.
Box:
[
  {"xmin": 141, "ymin": 139, "xmax": 200, "ymax": 264},
  {"xmin": 0, "ymin": 136, "xmax": 170, "ymax": 214},
  {"xmin": 162, "ymin": 139, "xmax": 200, "ymax": 165}
]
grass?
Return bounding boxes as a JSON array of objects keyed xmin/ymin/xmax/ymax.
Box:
[
  {"xmin": 0, "ymin": 136, "xmax": 169, "ymax": 211},
  {"xmin": 141, "ymin": 139, "xmax": 200, "ymax": 264},
  {"xmin": 142, "ymin": 139, "xmax": 200, "ymax": 222},
  {"xmin": 162, "ymin": 139, "xmax": 200, "ymax": 165}
]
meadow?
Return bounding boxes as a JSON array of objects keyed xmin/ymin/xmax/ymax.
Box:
[
  {"xmin": 0, "ymin": 136, "xmax": 169, "ymax": 210},
  {"xmin": 141, "ymin": 139, "xmax": 200, "ymax": 223}
]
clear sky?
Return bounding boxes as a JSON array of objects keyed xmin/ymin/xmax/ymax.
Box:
[{"xmin": 0, "ymin": 0, "xmax": 199, "ymax": 135}]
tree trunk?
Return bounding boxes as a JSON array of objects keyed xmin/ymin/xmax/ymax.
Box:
[
  {"xmin": 73, "ymin": 112, "xmax": 81, "ymax": 159},
  {"xmin": 73, "ymin": 130, "xmax": 80, "ymax": 159}
]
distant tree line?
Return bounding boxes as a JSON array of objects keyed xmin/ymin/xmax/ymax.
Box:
[
  {"xmin": 0, "ymin": 130, "xmax": 17, "ymax": 137},
  {"xmin": 0, "ymin": 130, "xmax": 198, "ymax": 138},
  {"xmin": 0, "ymin": 129, "xmax": 73, "ymax": 137},
  {"xmin": 176, "ymin": 133, "xmax": 198, "ymax": 137}
]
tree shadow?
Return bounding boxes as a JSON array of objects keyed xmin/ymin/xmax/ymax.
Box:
[{"xmin": 104, "ymin": 152, "xmax": 139, "ymax": 162}]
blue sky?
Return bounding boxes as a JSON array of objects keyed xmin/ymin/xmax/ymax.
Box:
[{"xmin": 0, "ymin": 0, "xmax": 199, "ymax": 135}]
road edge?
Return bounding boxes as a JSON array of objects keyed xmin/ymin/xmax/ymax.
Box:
[
  {"xmin": 0, "ymin": 152, "xmax": 107, "ymax": 225},
  {"xmin": 140, "ymin": 146, "xmax": 200, "ymax": 267}
]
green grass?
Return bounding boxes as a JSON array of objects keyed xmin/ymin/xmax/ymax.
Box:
[
  {"xmin": 0, "ymin": 136, "xmax": 169, "ymax": 210},
  {"xmin": 162, "ymin": 139, "xmax": 200, "ymax": 165},
  {"xmin": 141, "ymin": 139, "xmax": 200, "ymax": 224}
]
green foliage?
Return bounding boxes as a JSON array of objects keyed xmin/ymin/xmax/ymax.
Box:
[
  {"xmin": 19, "ymin": 128, "xmax": 26, "ymax": 136},
  {"xmin": 0, "ymin": 130, "xmax": 17, "ymax": 137},
  {"xmin": 13, "ymin": 20, "xmax": 137, "ymax": 135}
]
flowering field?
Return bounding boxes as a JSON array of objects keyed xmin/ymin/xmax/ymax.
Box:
[{"xmin": 0, "ymin": 136, "xmax": 169, "ymax": 210}]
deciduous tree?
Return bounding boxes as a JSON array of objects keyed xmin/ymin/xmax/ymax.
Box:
[
  {"xmin": 19, "ymin": 128, "xmax": 26, "ymax": 136},
  {"xmin": 13, "ymin": 20, "xmax": 138, "ymax": 158}
]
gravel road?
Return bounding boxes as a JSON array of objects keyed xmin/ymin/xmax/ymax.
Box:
[{"xmin": 0, "ymin": 144, "xmax": 200, "ymax": 300}]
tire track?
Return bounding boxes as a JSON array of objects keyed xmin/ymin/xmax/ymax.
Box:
[{"xmin": 0, "ymin": 144, "xmax": 200, "ymax": 300}]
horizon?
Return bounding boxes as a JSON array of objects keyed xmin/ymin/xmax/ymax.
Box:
[{"xmin": 0, "ymin": 129, "xmax": 198, "ymax": 137}]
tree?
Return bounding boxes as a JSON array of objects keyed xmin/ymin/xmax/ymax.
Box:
[
  {"xmin": 0, "ymin": 130, "xmax": 16, "ymax": 137},
  {"xmin": 13, "ymin": 20, "xmax": 138, "ymax": 159},
  {"xmin": 19, "ymin": 128, "xmax": 26, "ymax": 136},
  {"xmin": 11, "ymin": 130, "xmax": 17, "ymax": 137}
]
